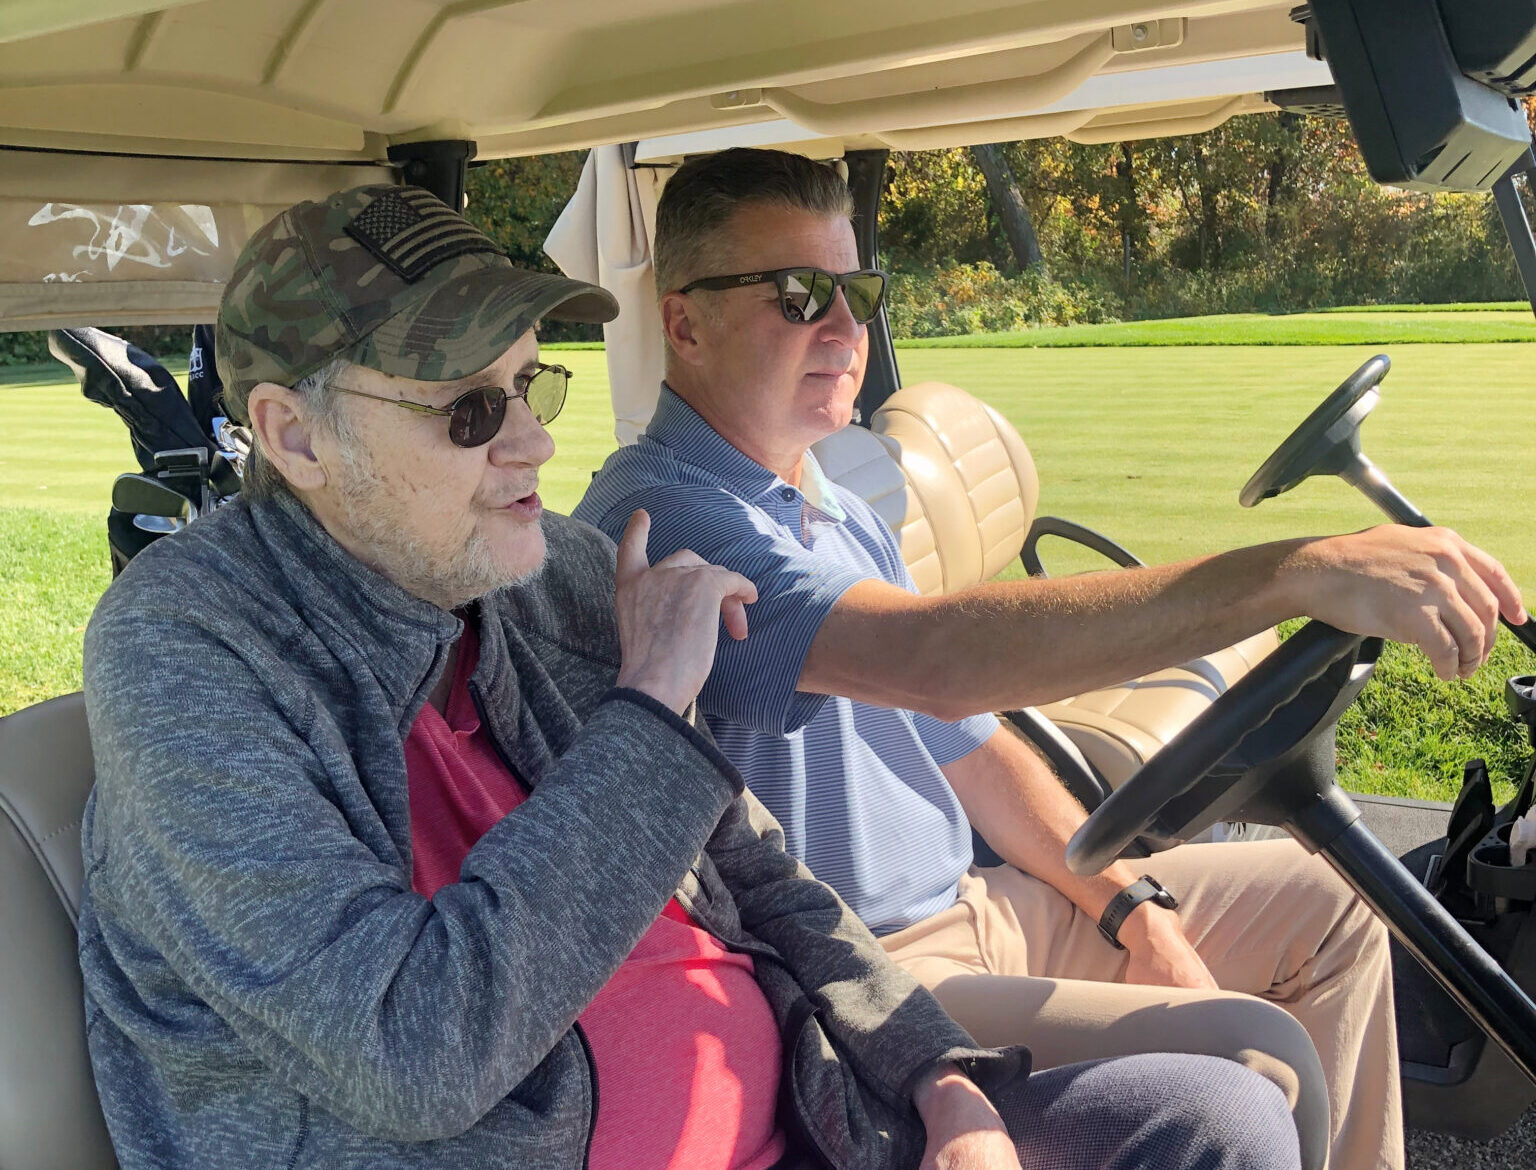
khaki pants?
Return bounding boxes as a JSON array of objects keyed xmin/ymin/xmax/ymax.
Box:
[{"xmin": 880, "ymin": 839, "xmax": 1401, "ymax": 1170}]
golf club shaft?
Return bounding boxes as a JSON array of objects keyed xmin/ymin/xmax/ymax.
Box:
[
  {"xmin": 1322, "ymin": 819, "xmax": 1536, "ymax": 1087},
  {"xmin": 1340, "ymin": 459, "xmax": 1536, "ymax": 654}
]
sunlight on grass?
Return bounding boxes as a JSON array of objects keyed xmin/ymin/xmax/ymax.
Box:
[
  {"xmin": 899, "ymin": 344, "xmax": 1536, "ymax": 589},
  {"xmin": 0, "ymin": 508, "xmax": 107, "ymax": 713}
]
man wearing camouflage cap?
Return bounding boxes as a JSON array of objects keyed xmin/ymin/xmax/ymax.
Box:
[{"xmin": 77, "ymin": 184, "xmax": 1302, "ymax": 1170}]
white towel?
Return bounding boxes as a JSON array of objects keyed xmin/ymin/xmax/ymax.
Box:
[{"xmin": 1511, "ymin": 807, "xmax": 1536, "ymax": 868}]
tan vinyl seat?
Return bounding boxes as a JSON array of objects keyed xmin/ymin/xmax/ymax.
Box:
[
  {"xmin": 0, "ymin": 692, "xmax": 118, "ymax": 1170},
  {"xmin": 813, "ymin": 382, "xmax": 1279, "ymax": 792}
]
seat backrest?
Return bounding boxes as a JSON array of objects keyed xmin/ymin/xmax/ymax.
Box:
[
  {"xmin": 809, "ymin": 415, "xmax": 951, "ymax": 595},
  {"xmin": 0, "ymin": 692, "xmax": 118, "ymax": 1170},
  {"xmin": 871, "ymin": 382, "xmax": 1040, "ymax": 590}
]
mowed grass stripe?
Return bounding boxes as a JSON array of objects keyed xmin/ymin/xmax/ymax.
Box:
[
  {"xmin": 0, "ymin": 508, "xmax": 108, "ymax": 712},
  {"xmin": 895, "ymin": 311, "xmax": 1536, "ymax": 348},
  {"xmin": 895, "ymin": 344, "xmax": 1536, "ymax": 588}
]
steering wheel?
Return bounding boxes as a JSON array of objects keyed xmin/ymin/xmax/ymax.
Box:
[
  {"xmin": 1066, "ymin": 621, "xmax": 1378, "ymax": 876},
  {"xmin": 1239, "ymin": 355, "xmax": 1390, "ymax": 508}
]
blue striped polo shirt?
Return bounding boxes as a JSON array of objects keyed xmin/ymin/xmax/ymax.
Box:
[{"xmin": 573, "ymin": 386, "xmax": 999, "ymax": 933}]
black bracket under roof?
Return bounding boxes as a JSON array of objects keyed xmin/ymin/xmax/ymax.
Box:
[{"xmin": 387, "ymin": 139, "xmax": 477, "ymax": 210}]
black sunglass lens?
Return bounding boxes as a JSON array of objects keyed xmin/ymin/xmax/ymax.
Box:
[
  {"xmin": 844, "ymin": 273, "xmax": 885, "ymax": 324},
  {"xmin": 527, "ymin": 367, "xmax": 568, "ymax": 425},
  {"xmin": 449, "ymin": 387, "xmax": 506, "ymax": 447}
]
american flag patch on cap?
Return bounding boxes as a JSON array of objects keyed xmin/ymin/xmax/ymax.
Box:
[{"xmin": 344, "ymin": 186, "xmax": 502, "ymax": 282}]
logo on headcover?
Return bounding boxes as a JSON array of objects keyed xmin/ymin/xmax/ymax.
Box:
[{"xmin": 344, "ymin": 187, "xmax": 502, "ymax": 282}]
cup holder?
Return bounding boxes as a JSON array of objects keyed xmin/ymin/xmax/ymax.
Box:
[
  {"xmin": 1467, "ymin": 820, "xmax": 1536, "ymax": 903},
  {"xmin": 1509, "ymin": 675, "xmax": 1536, "ymax": 746},
  {"xmin": 1509, "ymin": 674, "xmax": 1536, "ymax": 714}
]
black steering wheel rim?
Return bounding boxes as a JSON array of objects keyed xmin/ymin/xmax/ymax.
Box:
[
  {"xmin": 1239, "ymin": 355, "xmax": 1391, "ymax": 509},
  {"xmin": 1066, "ymin": 621, "xmax": 1373, "ymax": 876}
]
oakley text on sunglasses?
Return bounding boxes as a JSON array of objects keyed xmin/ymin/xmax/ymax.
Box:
[
  {"xmin": 678, "ymin": 267, "xmax": 887, "ymax": 325},
  {"xmin": 325, "ymin": 362, "xmax": 571, "ymax": 447}
]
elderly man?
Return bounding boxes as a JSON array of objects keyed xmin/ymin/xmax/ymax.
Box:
[
  {"xmin": 75, "ymin": 185, "xmax": 1303, "ymax": 1170},
  {"xmin": 574, "ymin": 147, "xmax": 1530, "ymax": 1170}
]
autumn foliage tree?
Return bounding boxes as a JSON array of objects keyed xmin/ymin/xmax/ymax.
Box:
[{"xmin": 877, "ymin": 105, "xmax": 1534, "ymax": 335}]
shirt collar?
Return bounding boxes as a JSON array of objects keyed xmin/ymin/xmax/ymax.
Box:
[{"xmin": 798, "ymin": 448, "xmax": 847, "ymax": 524}]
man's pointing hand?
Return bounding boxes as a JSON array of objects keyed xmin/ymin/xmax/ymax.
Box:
[{"xmin": 614, "ymin": 509, "xmax": 758, "ymax": 714}]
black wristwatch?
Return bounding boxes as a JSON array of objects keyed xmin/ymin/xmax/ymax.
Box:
[{"xmin": 1097, "ymin": 876, "xmax": 1179, "ymax": 950}]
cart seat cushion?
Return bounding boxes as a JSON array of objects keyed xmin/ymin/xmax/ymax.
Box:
[
  {"xmin": 0, "ymin": 691, "xmax": 119, "ymax": 1169},
  {"xmin": 809, "ymin": 418, "xmax": 951, "ymax": 596},
  {"xmin": 1035, "ymin": 628, "xmax": 1281, "ymax": 789},
  {"xmin": 872, "ymin": 382, "xmax": 1040, "ymax": 586}
]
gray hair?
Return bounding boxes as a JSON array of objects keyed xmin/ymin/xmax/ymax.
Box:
[
  {"xmin": 653, "ymin": 148, "xmax": 855, "ymax": 300},
  {"xmin": 238, "ymin": 356, "xmax": 351, "ymax": 502}
]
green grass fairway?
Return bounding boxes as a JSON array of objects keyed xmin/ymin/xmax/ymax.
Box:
[
  {"xmin": 896, "ymin": 310, "xmax": 1536, "ymax": 348},
  {"xmin": 1320, "ymin": 302, "xmax": 1530, "ymax": 313},
  {"xmin": 896, "ymin": 342, "xmax": 1536, "ymax": 801},
  {"xmin": 4, "ymin": 341, "xmax": 1534, "ymax": 801},
  {"xmin": 895, "ymin": 345, "xmax": 1536, "ymax": 587}
]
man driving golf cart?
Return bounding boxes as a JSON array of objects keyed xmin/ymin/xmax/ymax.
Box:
[{"xmin": 573, "ymin": 146, "xmax": 1528, "ymax": 1170}]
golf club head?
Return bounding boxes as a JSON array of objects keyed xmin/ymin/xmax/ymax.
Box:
[{"xmin": 112, "ymin": 473, "xmax": 193, "ymax": 522}]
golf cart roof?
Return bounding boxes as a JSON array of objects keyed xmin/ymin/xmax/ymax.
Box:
[
  {"xmin": 1, "ymin": 1, "xmax": 1321, "ymax": 331},
  {"xmin": 2, "ymin": 1, "xmax": 1309, "ymax": 163}
]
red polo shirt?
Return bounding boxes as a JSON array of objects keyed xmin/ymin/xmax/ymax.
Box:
[{"xmin": 403, "ymin": 623, "xmax": 786, "ymax": 1169}]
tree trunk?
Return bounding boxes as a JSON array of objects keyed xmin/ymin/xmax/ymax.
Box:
[
  {"xmin": 1192, "ymin": 142, "xmax": 1220, "ymax": 268},
  {"xmin": 1265, "ymin": 112, "xmax": 1302, "ymax": 243},
  {"xmin": 1117, "ymin": 143, "xmax": 1138, "ymax": 287},
  {"xmin": 970, "ymin": 143, "xmax": 1045, "ymax": 271}
]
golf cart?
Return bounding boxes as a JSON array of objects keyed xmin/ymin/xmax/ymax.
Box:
[{"xmin": 2, "ymin": 1, "xmax": 1535, "ymax": 1167}]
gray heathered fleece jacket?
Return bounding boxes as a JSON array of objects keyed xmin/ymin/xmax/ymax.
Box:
[{"xmin": 78, "ymin": 491, "xmax": 1024, "ymax": 1169}]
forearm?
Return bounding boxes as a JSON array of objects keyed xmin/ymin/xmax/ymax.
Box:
[
  {"xmin": 802, "ymin": 538, "xmax": 1307, "ymax": 719},
  {"xmin": 944, "ymin": 727, "xmax": 1140, "ymax": 921}
]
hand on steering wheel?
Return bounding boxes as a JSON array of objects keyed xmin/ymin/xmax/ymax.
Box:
[
  {"xmin": 1279, "ymin": 526, "xmax": 1524, "ymax": 682},
  {"xmin": 1241, "ymin": 353, "xmax": 1534, "ymax": 660}
]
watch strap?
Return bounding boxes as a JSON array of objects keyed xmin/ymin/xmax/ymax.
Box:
[{"xmin": 1097, "ymin": 876, "xmax": 1178, "ymax": 949}]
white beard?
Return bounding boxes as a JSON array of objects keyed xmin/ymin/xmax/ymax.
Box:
[{"xmin": 330, "ymin": 437, "xmax": 541, "ymax": 611}]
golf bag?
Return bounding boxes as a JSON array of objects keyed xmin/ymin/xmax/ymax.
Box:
[
  {"xmin": 1394, "ymin": 676, "xmax": 1536, "ymax": 1137},
  {"xmin": 49, "ymin": 327, "xmax": 246, "ymax": 575}
]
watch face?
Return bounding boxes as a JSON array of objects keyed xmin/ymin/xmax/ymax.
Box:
[{"xmin": 1140, "ymin": 876, "xmax": 1178, "ymax": 910}]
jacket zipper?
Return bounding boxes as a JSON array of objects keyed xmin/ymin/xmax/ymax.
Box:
[
  {"xmin": 467, "ymin": 680, "xmax": 523, "ymax": 787},
  {"xmin": 469, "ymin": 680, "xmax": 600, "ymax": 1167},
  {"xmin": 573, "ymin": 1021, "xmax": 600, "ymax": 1169}
]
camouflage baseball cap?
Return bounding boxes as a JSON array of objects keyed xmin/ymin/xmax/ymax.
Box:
[{"xmin": 215, "ymin": 184, "xmax": 618, "ymax": 416}]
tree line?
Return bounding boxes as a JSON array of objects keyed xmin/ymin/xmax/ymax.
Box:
[{"xmin": 878, "ymin": 103, "xmax": 1536, "ymax": 336}]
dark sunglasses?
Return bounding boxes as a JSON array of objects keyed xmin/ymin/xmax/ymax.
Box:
[
  {"xmin": 678, "ymin": 267, "xmax": 887, "ymax": 325},
  {"xmin": 326, "ymin": 362, "xmax": 571, "ymax": 447}
]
